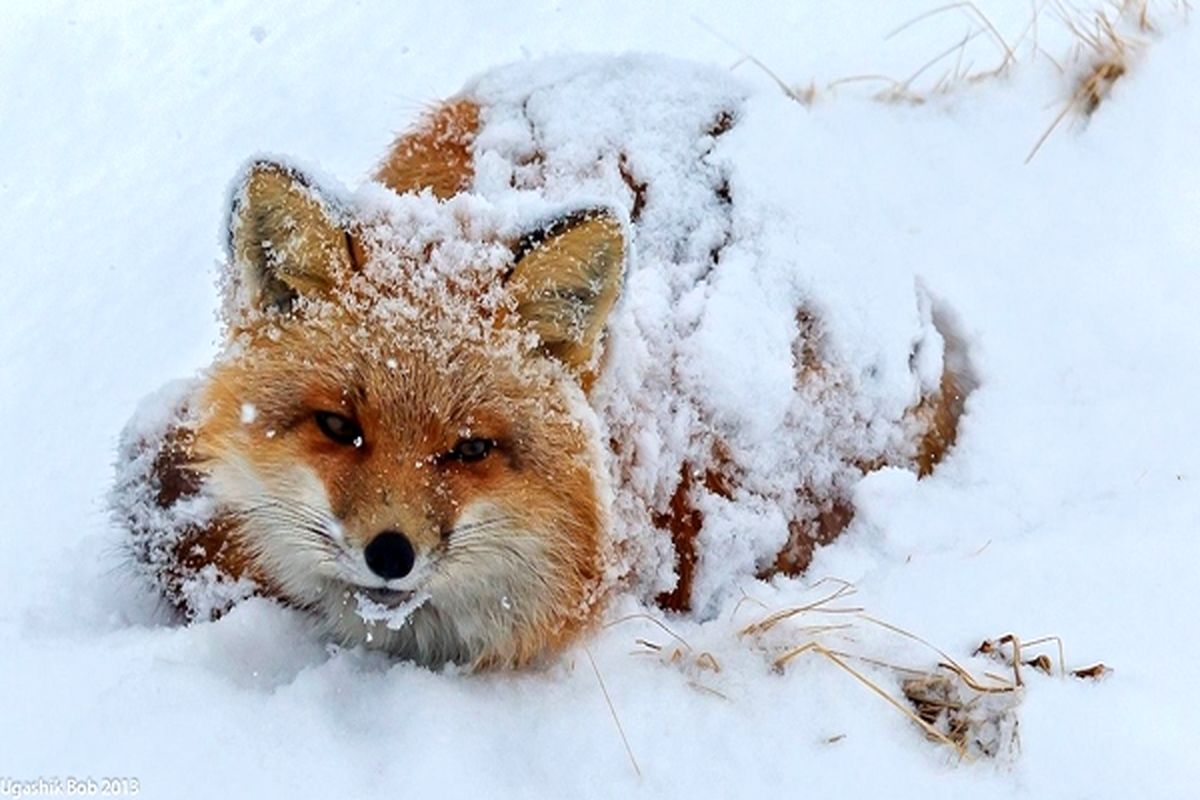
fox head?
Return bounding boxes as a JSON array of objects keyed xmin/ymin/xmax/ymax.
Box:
[{"xmin": 195, "ymin": 161, "xmax": 625, "ymax": 668}]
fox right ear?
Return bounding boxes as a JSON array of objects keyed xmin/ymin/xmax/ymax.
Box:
[
  {"xmin": 506, "ymin": 210, "xmax": 626, "ymax": 372},
  {"xmin": 227, "ymin": 161, "xmax": 353, "ymax": 312}
]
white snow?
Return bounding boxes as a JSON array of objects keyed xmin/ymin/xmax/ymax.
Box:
[{"xmin": 2, "ymin": 1, "xmax": 1199, "ymax": 798}]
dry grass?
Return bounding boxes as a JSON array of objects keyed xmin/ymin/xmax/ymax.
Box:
[
  {"xmin": 1025, "ymin": 1, "xmax": 1140, "ymax": 161},
  {"xmin": 880, "ymin": 0, "xmax": 1189, "ymax": 160},
  {"xmin": 868, "ymin": 1, "xmax": 1023, "ymax": 104},
  {"xmin": 705, "ymin": 0, "xmax": 1188, "ymax": 158},
  {"xmin": 584, "ymin": 644, "xmax": 642, "ymax": 778},
  {"xmin": 611, "ymin": 611, "xmax": 728, "ymax": 698},
  {"xmin": 734, "ymin": 580, "xmax": 1023, "ymax": 760},
  {"xmin": 605, "ymin": 577, "xmax": 1110, "ymax": 763},
  {"xmin": 714, "ymin": 1, "xmax": 1031, "ymax": 107},
  {"xmin": 974, "ymin": 633, "xmax": 1112, "ymax": 683},
  {"xmin": 740, "ymin": 582, "xmax": 1113, "ymax": 759}
]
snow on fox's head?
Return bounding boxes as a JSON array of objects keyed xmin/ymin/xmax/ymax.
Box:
[{"xmin": 196, "ymin": 161, "xmax": 624, "ymax": 668}]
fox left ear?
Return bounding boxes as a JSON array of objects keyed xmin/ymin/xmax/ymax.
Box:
[
  {"xmin": 227, "ymin": 160, "xmax": 353, "ymax": 313},
  {"xmin": 507, "ymin": 210, "xmax": 626, "ymax": 371}
]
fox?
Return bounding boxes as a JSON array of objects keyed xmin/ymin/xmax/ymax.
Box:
[{"xmin": 114, "ymin": 55, "xmax": 966, "ymax": 670}]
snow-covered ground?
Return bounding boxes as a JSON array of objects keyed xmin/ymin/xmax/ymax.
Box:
[{"xmin": 2, "ymin": 2, "xmax": 1198, "ymax": 797}]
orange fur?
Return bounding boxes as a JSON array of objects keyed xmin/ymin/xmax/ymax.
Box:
[{"xmin": 375, "ymin": 99, "xmax": 479, "ymax": 197}]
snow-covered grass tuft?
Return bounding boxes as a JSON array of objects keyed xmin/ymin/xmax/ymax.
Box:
[
  {"xmin": 1026, "ymin": 1, "xmax": 1148, "ymax": 160},
  {"xmin": 716, "ymin": 0, "xmax": 1189, "ymax": 164},
  {"xmin": 736, "ymin": 580, "xmax": 1028, "ymax": 761}
]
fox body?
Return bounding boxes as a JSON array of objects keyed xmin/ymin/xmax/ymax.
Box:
[{"xmin": 115, "ymin": 55, "xmax": 964, "ymax": 669}]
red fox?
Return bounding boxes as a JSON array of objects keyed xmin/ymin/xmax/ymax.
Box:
[{"xmin": 114, "ymin": 55, "xmax": 965, "ymax": 669}]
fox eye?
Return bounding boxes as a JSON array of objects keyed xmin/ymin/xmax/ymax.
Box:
[
  {"xmin": 314, "ymin": 411, "xmax": 363, "ymax": 446},
  {"xmin": 450, "ymin": 438, "xmax": 493, "ymax": 462}
]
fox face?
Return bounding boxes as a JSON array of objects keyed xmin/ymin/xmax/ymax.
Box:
[{"xmin": 192, "ymin": 162, "xmax": 624, "ymax": 668}]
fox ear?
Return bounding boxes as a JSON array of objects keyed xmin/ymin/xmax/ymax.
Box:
[
  {"xmin": 507, "ymin": 210, "xmax": 625, "ymax": 371},
  {"xmin": 227, "ymin": 160, "xmax": 353, "ymax": 311}
]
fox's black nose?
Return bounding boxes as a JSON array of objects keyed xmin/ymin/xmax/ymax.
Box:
[{"xmin": 364, "ymin": 530, "xmax": 416, "ymax": 580}]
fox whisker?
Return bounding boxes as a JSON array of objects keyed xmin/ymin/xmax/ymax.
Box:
[{"xmin": 445, "ymin": 516, "xmax": 511, "ymax": 539}]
